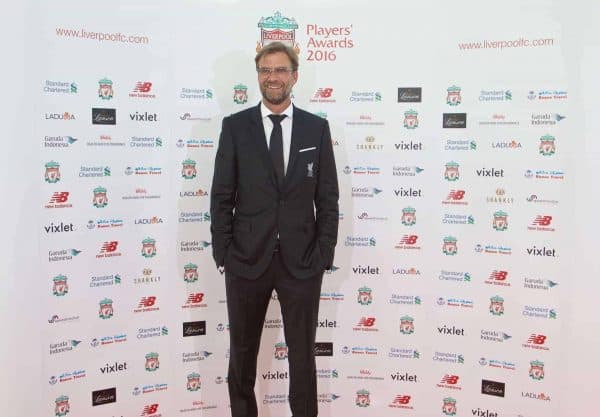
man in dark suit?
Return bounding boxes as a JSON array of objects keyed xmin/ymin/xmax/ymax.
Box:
[{"xmin": 210, "ymin": 42, "xmax": 339, "ymax": 417}]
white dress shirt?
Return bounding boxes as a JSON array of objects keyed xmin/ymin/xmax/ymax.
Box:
[{"xmin": 261, "ymin": 101, "xmax": 293, "ymax": 174}]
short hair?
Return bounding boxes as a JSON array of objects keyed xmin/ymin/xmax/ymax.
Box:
[{"xmin": 255, "ymin": 42, "xmax": 299, "ymax": 71}]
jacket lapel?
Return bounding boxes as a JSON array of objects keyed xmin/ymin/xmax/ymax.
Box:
[
  {"xmin": 285, "ymin": 105, "xmax": 306, "ymax": 186},
  {"xmin": 249, "ymin": 103, "xmax": 278, "ymax": 188}
]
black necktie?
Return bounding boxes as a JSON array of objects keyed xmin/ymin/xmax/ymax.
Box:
[{"xmin": 268, "ymin": 114, "xmax": 286, "ymax": 186}]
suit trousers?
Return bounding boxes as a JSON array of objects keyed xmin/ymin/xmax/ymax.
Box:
[{"xmin": 225, "ymin": 250, "xmax": 323, "ymax": 417}]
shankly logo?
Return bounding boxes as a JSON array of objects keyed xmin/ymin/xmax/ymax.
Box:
[
  {"xmin": 45, "ymin": 161, "xmax": 61, "ymax": 183},
  {"xmin": 257, "ymin": 11, "xmax": 299, "ymax": 52},
  {"xmin": 98, "ymin": 78, "xmax": 114, "ymax": 100}
]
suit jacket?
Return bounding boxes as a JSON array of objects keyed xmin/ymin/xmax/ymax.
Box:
[{"xmin": 210, "ymin": 103, "xmax": 339, "ymax": 280}]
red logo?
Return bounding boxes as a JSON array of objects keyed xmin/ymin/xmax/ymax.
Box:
[
  {"xmin": 400, "ymin": 235, "xmax": 418, "ymax": 245},
  {"xmin": 138, "ymin": 296, "xmax": 157, "ymax": 308},
  {"xmin": 440, "ymin": 374, "xmax": 459, "ymax": 385},
  {"xmin": 134, "ymin": 82, "xmax": 153, "ymax": 93},
  {"xmin": 186, "ymin": 293, "xmax": 204, "ymax": 304},
  {"xmin": 527, "ymin": 334, "xmax": 547, "ymax": 345},
  {"xmin": 357, "ymin": 317, "xmax": 376, "ymax": 327},
  {"xmin": 182, "ymin": 292, "xmax": 207, "ymax": 309},
  {"xmin": 532, "ymin": 215, "xmax": 552, "ymax": 226},
  {"xmin": 392, "ymin": 395, "xmax": 411, "ymax": 405},
  {"xmin": 447, "ymin": 190, "xmax": 465, "ymax": 200},
  {"xmin": 49, "ymin": 192, "xmax": 69, "ymax": 203},
  {"xmin": 100, "ymin": 241, "xmax": 118, "ymax": 253},
  {"xmin": 141, "ymin": 404, "xmax": 159, "ymax": 416},
  {"xmin": 489, "ymin": 270, "xmax": 508, "ymax": 281},
  {"xmin": 314, "ymin": 88, "xmax": 333, "ymax": 98}
]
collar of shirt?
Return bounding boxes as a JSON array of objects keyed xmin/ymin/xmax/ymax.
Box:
[
  {"xmin": 260, "ymin": 101, "xmax": 294, "ymax": 122},
  {"xmin": 260, "ymin": 102, "xmax": 294, "ymax": 175}
]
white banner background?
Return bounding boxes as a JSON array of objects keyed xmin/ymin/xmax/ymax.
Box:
[{"xmin": 1, "ymin": 1, "xmax": 599, "ymax": 416}]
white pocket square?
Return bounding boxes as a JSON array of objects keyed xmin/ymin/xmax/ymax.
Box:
[{"xmin": 299, "ymin": 146, "xmax": 316, "ymax": 153}]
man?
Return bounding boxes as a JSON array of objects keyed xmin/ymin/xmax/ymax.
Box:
[{"xmin": 210, "ymin": 42, "xmax": 339, "ymax": 417}]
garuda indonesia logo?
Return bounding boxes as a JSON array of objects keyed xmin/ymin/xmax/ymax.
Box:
[{"xmin": 257, "ymin": 11, "xmax": 300, "ymax": 53}]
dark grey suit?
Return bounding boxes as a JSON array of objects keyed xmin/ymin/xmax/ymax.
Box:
[{"xmin": 210, "ymin": 103, "xmax": 339, "ymax": 417}]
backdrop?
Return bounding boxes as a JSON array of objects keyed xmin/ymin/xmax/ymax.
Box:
[{"xmin": 2, "ymin": 1, "xmax": 599, "ymax": 416}]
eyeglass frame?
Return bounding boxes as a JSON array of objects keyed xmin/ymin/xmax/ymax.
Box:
[{"xmin": 256, "ymin": 66, "xmax": 296, "ymax": 77}]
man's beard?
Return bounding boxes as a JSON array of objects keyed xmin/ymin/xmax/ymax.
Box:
[{"xmin": 261, "ymin": 82, "xmax": 290, "ymax": 106}]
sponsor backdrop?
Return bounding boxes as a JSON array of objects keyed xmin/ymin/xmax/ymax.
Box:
[{"xmin": 2, "ymin": 0, "xmax": 600, "ymax": 416}]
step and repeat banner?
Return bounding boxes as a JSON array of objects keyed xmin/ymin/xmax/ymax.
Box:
[{"xmin": 4, "ymin": 1, "xmax": 598, "ymax": 416}]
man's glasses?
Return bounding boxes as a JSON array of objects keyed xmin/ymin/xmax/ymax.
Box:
[{"xmin": 256, "ymin": 67, "xmax": 294, "ymax": 77}]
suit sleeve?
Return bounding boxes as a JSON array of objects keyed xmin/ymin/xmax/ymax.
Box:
[
  {"xmin": 315, "ymin": 120, "xmax": 339, "ymax": 269},
  {"xmin": 210, "ymin": 117, "xmax": 237, "ymax": 267}
]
